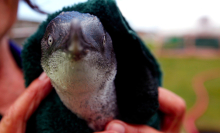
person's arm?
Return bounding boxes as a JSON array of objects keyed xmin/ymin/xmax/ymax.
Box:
[
  {"xmin": 0, "ymin": 72, "xmax": 52, "ymax": 133},
  {"xmin": 96, "ymin": 87, "xmax": 186, "ymax": 133}
]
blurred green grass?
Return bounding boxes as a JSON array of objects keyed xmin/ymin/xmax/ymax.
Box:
[{"xmin": 157, "ymin": 57, "xmax": 220, "ymax": 131}]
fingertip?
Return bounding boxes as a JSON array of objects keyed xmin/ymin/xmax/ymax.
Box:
[
  {"xmin": 95, "ymin": 131, "xmax": 118, "ymax": 133},
  {"xmin": 34, "ymin": 72, "xmax": 52, "ymax": 94},
  {"xmin": 176, "ymin": 97, "xmax": 186, "ymax": 116},
  {"xmin": 37, "ymin": 72, "xmax": 51, "ymax": 88},
  {"xmin": 38, "ymin": 72, "xmax": 48, "ymax": 81},
  {"xmin": 107, "ymin": 120, "xmax": 163, "ymax": 133},
  {"xmin": 158, "ymin": 87, "xmax": 186, "ymax": 115},
  {"xmin": 106, "ymin": 122, "xmax": 125, "ymax": 133}
]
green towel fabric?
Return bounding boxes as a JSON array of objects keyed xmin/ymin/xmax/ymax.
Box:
[{"xmin": 21, "ymin": 0, "xmax": 163, "ymax": 132}]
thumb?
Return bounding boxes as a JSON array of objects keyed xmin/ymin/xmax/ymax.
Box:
[
  {"xmin": 95, "ymin": 120, "xmax": 163, "ymax": 133},
  {"xmin": 0, "ymin": 72, "xmax": 52, "ymax": 133}
]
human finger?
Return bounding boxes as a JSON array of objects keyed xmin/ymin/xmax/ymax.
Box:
[
  {"xmin": 95, "ymin": 120, "xmax": 163, "ymax": 133},
  {"xmin": 159, "ymin": 87, "xmax": 186, "ymax": 133},
  {"xmin": 0, "ymin": 72, "xmax": 52, "ymax": 133}
]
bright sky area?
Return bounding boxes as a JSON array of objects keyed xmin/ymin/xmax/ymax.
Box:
[{"xmin": 17, "ymin": 0, "xmax": 220, "ymax": 32}]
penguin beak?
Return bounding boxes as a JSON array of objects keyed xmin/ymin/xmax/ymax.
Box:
[{"xmin": 68, "ymin": 19, "xmax": 85, "ymax": 60}]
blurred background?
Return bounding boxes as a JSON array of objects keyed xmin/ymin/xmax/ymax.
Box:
[{"xmin": 11, "ymin": 0, "xmax": 220, "ymax": 133}]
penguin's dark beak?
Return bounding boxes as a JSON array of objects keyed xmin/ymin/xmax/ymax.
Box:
[{"xmin": 69, "ymin": 19, "xmax": 86, "ymax": 60}]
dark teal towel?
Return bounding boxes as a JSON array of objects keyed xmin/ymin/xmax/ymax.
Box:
[{"xmin": 21, "ymin": 0, "xmax": 162, "ymax": 132}]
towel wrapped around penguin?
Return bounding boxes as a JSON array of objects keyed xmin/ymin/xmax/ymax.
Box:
[{"xmin": 21, "ymin": 0, "xmax": 163, "ymax": 132}]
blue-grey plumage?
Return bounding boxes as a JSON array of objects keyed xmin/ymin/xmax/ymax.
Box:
[{"xmin": 41, "ymin": 11, "xmax": 118, "ymax": 131}]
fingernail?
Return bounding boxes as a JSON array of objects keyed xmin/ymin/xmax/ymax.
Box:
[
  {"xmin": 106, "ymin": 123, "xmax": 125, "ymax": 133},
  {"xmin": 38, "ymin": 72, "xmax": 48, "ymax": 81}
]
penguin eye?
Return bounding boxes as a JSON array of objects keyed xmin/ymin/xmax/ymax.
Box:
[
  {"xmin": 103, "ymin": 35, "xmax": 106, "ymax": 46},
  {"xmin": 48, "ymin": 35, "xmax": 53, "ymax": 46}
]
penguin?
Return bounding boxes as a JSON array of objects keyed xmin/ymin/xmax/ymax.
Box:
[{"xmin": 41, "ymin": 11, "xmax": 118, "ymax": 131}]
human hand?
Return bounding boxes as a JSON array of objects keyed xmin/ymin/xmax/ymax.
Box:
[
  {"xmin": 95, "ymin": 87, "xmax": 185, "ymax": 133},
  {"xmin": 0, "ymin": 72, "xmax": 52, "ymax": 133}
]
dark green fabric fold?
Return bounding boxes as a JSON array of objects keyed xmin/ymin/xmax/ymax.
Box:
[{"xmin": 21, "ymin": 0, "xmax": 162, "ymax": 132}]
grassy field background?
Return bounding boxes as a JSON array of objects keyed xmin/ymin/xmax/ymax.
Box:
[{"xmin": 157, "ymin": 57, "xmax": 220, "ymax": 131}]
